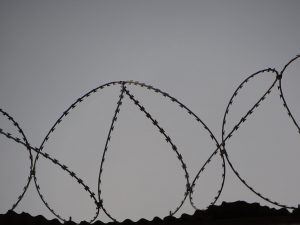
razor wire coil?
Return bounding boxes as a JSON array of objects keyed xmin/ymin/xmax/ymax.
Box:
[{"xmin": 0, "ymin": 56, "xmax": 299, "ymax": 223}]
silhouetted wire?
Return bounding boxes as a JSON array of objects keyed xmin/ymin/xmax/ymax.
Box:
[
  {"xmin": 97, "ymin": 83, "xmax": 126, "ymax": 222},
  {"xmin": 279, "ymin": 55, "xmax": 300, "ymax": 134},
  {"xmin": 0, "ymin": 109, "xmax": 33, "ymax": 210},
  {"xmin": 221, "ymin": 68, "xmax": 292, "ymax": 209},
  {"xmin": 124, "ymin": 81, "xmax": 226, "ymax": 211},
  {"xmin": 0, "ymin": 56, "xmax": 299, "ymax": 223},
  {"xmin": 124, "ymin": 86, "xmax": 191, "ymax": 216}
]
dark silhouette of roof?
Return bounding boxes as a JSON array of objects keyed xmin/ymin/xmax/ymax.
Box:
[{"xmin": 1, "ymin": 201, "xmax": 300, "ymax": 225}]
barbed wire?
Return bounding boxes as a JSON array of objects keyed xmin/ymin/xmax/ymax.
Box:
[{"xmin": 0, "ymin": 55, "xmax": 299, "ymax": 223}]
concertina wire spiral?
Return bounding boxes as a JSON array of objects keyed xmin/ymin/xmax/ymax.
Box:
[{"xmin": 0, "ymin": 55, "xmax": 299, "ymax": 223}]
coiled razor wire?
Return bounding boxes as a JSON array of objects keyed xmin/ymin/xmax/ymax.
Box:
[{"xmin": 0, "ymin": 55, "xmax": 299, "ymax": 223}]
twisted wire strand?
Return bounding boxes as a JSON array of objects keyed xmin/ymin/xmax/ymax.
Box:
[
  {"xmin": 0, "ymin": 55, "xmax": 299, "ymax": 222},
  {"xmin": 1, "ymin": 82, "xmax": 124, "ymax": 222},
  {"xmin": 97, "ymin": 83, "xmax": 126, "ymax": 222},
  {"xmin": 0, "ymin": 109, "xmax": 33, "ymax": 210},
  {"xmin": 32, "ymin": 81, "xmax": 124, "ymax": 223},
  {"xmin": 278, "ymin": 55, "xmax": 300, "ymax": 134},
  {"xmin": 221, "ymin": 67, "xmax": 296, "ymax": 210},
  {"xmin": 124, "ymin": 81, "xmax": 226, "ymax": 211},
  {"xmin": 123, "ymin": 86, "xmax": 191, "ymax": 216},
  {"xmin": 0, "ymin": 125, "xmax": 100, "ymax": 222}
]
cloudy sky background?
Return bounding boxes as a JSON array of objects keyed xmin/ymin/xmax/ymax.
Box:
[{"xmin": 0, "ymin": 0, "xmax": 300, "ymax": 223}]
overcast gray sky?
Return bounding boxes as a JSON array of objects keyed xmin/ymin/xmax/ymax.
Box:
[{"xmin": 0, "ymin": 0, "xmax": 300, "ymax": 223}]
